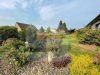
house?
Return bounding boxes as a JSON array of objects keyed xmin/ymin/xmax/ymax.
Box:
[
  {"xmin": 86, "ymin": 14, "xmax": 100, "ymax": 30},
  {"xmin": 15, "ymin": 22, "xmax": 37, "ymax": 32},
  {"xmin": 50, "ymin": 28, "xmax": 57, "ymax": 34},
  {"xmin": 68, "ymin": 29, "xmax": 75, "ymax": 34}
]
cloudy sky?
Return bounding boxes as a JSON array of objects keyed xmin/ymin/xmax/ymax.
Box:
[{"xmin": 0, "ymin": 0, "xmax": 100, "ymax": 29}]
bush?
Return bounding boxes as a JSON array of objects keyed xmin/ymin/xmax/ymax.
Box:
[
  {"xmin": 70, "ymin": 55, "xmax": 100, "ymax": 75},
  {"xmin": 52, "ymin": 56, "xmax": 71, "ymax": 68},
  {"xmin": 45, "ymin": 38, "xmax": 62, "ymax": 52},
  {"xmin": 18, "ymin": 29, "xmax": 26, "ymax": 41},
  {"xmin": 26, "ymin": 26, "xmax": 37, "ymax": 43},
  {"xmin": 0, "ymin": 38, "xmax": 32, "ymax": 74},
  {"xmin": 2, "ymin": 38, "xmax": 25, "ymax": 49},
  {"xmin": 0, "ymin": 26, "xmax": 18, "ymax": 41},
  {"xmin": 37, "ymin": 33, "xmax": 47, "ymax": 39},
  {"xmin": 1, "ymin": 38, "xmax": 31, "ymax": 66},
  {"xmin": 32, "ymin": 38, "xmax": 46, "ymax": 51},
  {"xmin": 76, "ymin": 28, "xmax": 100, "ymax": 45}
]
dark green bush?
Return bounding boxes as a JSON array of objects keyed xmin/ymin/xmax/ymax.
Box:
[
  {"xmin": 0, "ymin": 26, "xmax": 18, "ymax": 41},
  {"xmin": 76, "ymin": 28, "xmax": 100, "ymax": 45}
]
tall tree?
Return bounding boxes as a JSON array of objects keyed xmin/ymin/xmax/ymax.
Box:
[
  {"xmin": 57, "ymin": 20, "xmax": 68, "ymax": 33},
  {"xmin": 57, "ymin": 20, "xmax": 63, "ymax": 31},
  {"xmin": 47, "ymin": 27, "xmax": 51, "ymax": 33},
  {"xmin": 39, "ymin": 26, "xmax": 44, "ymax": 33},
  {"xmin": 62, "ymin": 22, "xmax": 68, "ymax": 32}
]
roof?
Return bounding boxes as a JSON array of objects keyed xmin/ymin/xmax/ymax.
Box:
[
  {"xmin": 16, "ymin": 22, "xmax": 38, "ymax": 30},
  {"xmin": 87, "ymin": 14, "xmax": 100, "ymax": 27},
  {"xmin": 16, "ymin": 22, "xmax": 30, "ymax": 29}
]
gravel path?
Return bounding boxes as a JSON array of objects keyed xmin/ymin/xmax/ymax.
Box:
[{"xmin": 17, "ymin": 57, "xmax": 69, "ymax": 75}]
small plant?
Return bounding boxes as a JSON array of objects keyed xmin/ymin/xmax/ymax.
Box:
[
  {"xmin": 52, "ymin": 56, "xmax": 71, "ymax": 68},
  {"xmin": 69, "ymin": 54, "xmax": 100, "ymax": 75}
]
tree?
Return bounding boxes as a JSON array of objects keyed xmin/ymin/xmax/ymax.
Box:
[
  {"xmin": 47, "ymin": 27, "xmax": 51, "ymax": 33},
  {"xmin": 62, "ymin": 22, "xmax": 68, "ymax": 32},
  {"xmin": 39, "ymin": 26, "xmax": 44, "ymax": 33},
  {"xmin": 57, "ymin": 20, "xmax": 63, "ymax": 31},
  {"xmin": 57, "ymin": 20, "xmax": 68, "ymax": 33}
]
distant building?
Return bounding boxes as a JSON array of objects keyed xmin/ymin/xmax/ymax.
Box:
[
  {"xmin": 68, "ymin": 29, "xmax": 75, "ymax": 34},
  {"xmin": 15, "ymin": 22, "xmax": 37, "ymax": 32},
  {"xmin": 86, "ymin": 14, "xmax": 100, "ymax": 30},
  {"xmin": 50, "ymin": 28, "xmax": 57, "ymax": 34}
]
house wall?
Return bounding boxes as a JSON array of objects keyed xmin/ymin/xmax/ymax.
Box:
[
  {"xmin": 16, "ymin": 24, "xmax": 22, "ymax": 32},
  {"xmin": 91, "ymin": 20, "xmax": 100, "ymax": 30}
]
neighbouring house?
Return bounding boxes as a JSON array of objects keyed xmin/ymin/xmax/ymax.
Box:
[
  {"xmin": 68, "ymin": 29, "xmax": 75, "ymax": 34},
  {"xmin": 86, "ymin": 14, "xmax": 100, "ymax": 30},
  {"xmin": 50, "ymin": 28, "xmax": 57, "ymax": 34},
  {"xmin": 15, "ymin": 22, "xmax": 37, "ymax": 32}
]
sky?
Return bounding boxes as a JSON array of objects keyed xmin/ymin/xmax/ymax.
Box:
[{"xmin": 0, "ymin": 0, "xmax": 100, "ymax": 29}]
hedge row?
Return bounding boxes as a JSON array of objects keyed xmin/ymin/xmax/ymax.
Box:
[{"xmin": 0, "ymin": 26, "xmax": 18, "ymax": 41}]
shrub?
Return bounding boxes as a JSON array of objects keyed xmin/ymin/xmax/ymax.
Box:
[
  {"xmin": 45, "ymin": 38, "xmax": 62, "ymax": 52},
  {"xmin": 1, "ymin": 48, "xmax": 32, "ymax": 75},
  {"xmin": 52, "ymin": 56, "xmax": 71, "ymax": 68},
  {"xmin": 76, "ymin": 28, "xmax": 100, "ymax": 45},
  {"xmin": 2, "ymin": 38, "xmax": 25, "ymax": 49},
  {"xmin": 0, "ymin": 26, "xmax": 18, "ymax": 41},
  {"xmin": 26, "ymin": 26, "xmax": 37, "ymax": 43},
  {"xmin": 32, "ymin": 38, "xmax": 46, "ymax": 51},
  {"xmin": 0, "ymin": 38, "xmax": 32, "ymax": 74},
  {"xmin": 37, "ymin": 33, "xmax": 47, "ymax": 39},
  {"xmin": 70, "ymin": 55, "xmax": 100, "ymax": 75},
  {"xmin": 18, "ymin": 29, "xmax": 26, "ymax": 41}
]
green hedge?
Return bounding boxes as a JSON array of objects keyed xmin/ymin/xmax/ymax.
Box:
[{"xmin": 0, "ymin": 26, "xmax": 18, "ymax": 40}]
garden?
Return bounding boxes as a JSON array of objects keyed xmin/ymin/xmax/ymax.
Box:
[{"xmin": 0, "ymin": 22, "xmax": 100, "ymax": 75}]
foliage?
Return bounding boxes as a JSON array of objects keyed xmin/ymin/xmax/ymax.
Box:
[
  {"xmin": 76, "ymin": 28, "xmax": 100, "ymax": 45},
  {"xmin": 26, "ymin": 26, "xmax": 37, "ymax": 43},
  {"xmin": 95, "ymin": 51, "xmax": 100, "ymax": 64},
  {"xmin": 39, "ymin": 26, "xmax": 45, "ymax": 33},
  {"xmin": 57, "ymin": 20, "xmax": 68, "ymax": 33},
  {"xmin": 18, "ymin": 29, "xmax": 26, "ymax": 41},
  {"xmin": 0, "ymin": 38, "xmax": 32, "ymax": 74},
  {"xmin": 27, "ymin": 33, "xmax": 47, "ymax": 51},
  {"xmin": 52, "ymin": 56, "xmax": 71, "ymax": 68},
  {"xmin": 0, "ymin": 26, "xmax": 18, "ymax": 41},
  {"xmin": 32, "ymin": 38, "xmax": 46, "ymax": 51},
  {"xmin": 46, "ymin": 27, "xmax": 51, "ymax": 33},
  {"xmin": 37, "ymin": 33, "xmax": 47, "ymax": 39},
  {"xmin": 45, "ymin": 38, "xmax": 62, "ymax": 52},
  {"xmin": 70, "ymin": 55, "xmax": 100, "ymax": 75},
  {"xmin": 2, "ymin": 38, "xmax": 25, "ymax": 49},
  {"xmin": 95, "ymin": 51, "xmax": 100, "ymax": 71}
]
